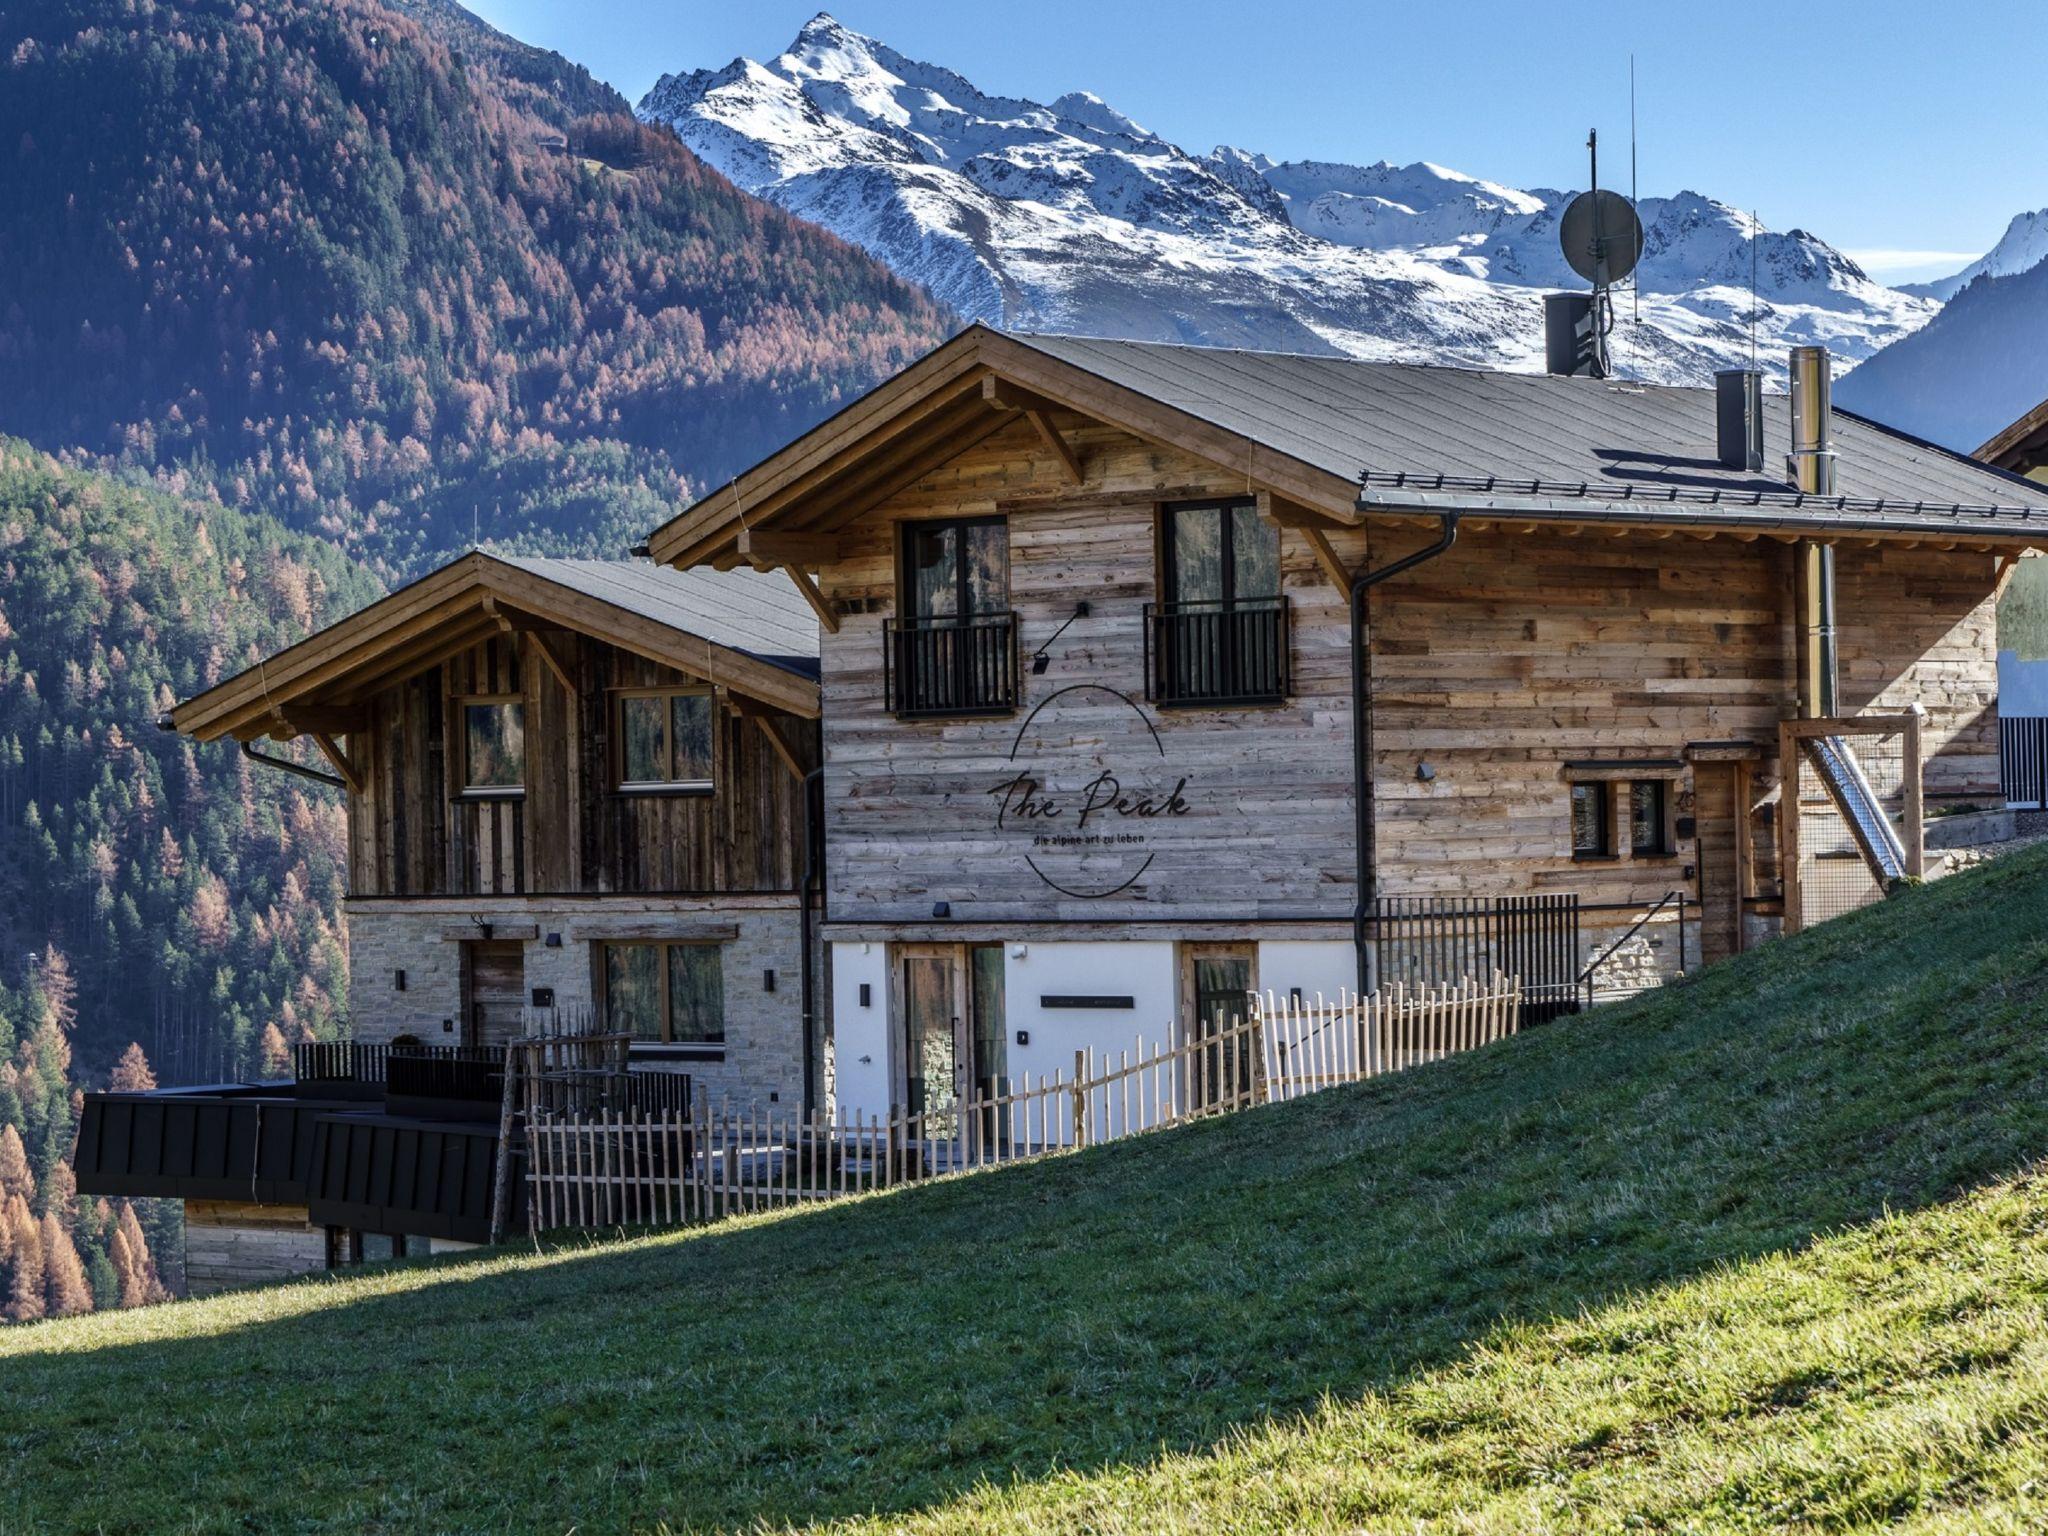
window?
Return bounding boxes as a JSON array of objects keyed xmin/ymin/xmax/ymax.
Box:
[
  {"xmin": 1570, "ymin": 781, "xmax": 1611, "ymax": 857},
  {"xmin": 460, "ymin": 698, "xmax": 524, "ymax": 796},
  {"xmin": 616, "ymin": 689, "xmax": 714, "ymax": 792},
  {"xmin": 604, "ymin": 942, "xmax": 725, "ymax": 1051},
  {"xmin": 886, "ymin": 517, "xmax": 1017, "ymax": 716},
  {"xmin": 1630, "ymin": 780, "xmax": 1673, "ymax": 857},
  {"xmin": 1148, "ymin": 500, "xmax": 1290, "ymax": 705}
]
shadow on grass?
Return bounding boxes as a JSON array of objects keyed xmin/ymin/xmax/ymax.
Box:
[{"xmin": 7, "ymin": 846, "xmax": 2048, "ymax": 1535}]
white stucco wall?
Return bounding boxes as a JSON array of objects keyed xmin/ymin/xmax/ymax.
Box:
[
  {"xmin": 830, "ymin": 941, "xmax": 892, "ymax": 1117},
  {"xmin": 1001, "ymin": 941, "xmax": 1179, "ymax": 1089},
  {"xmin": 1255, "ymin": 940, "xmax": 1359, "ymax": 1009}
]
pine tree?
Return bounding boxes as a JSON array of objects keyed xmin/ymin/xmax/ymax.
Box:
[
  {"xmin": 39, "ymin": 1212, "xmax": 91, "ymax": 1317},
  {"xmin": 109, "ymin": 1042, "xmax": 156, "ymax": 1093},
  {"xmin": 5, "ymin": 1196, "xmax": 43, "ymax": 1322}
]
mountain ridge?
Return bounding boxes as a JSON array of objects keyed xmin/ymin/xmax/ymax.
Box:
[{"xmin": 639, "ymin": 12, "xmax": 1935, "ymax": 385}]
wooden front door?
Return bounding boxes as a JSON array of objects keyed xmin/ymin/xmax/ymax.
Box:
[
  {"xmin": 462, "ymin": 940, "xmax": 526, "ymax": 1048},
  {"xmin": 1693, "ymin": 763, "xmax": 1750, "ymax": 966}
]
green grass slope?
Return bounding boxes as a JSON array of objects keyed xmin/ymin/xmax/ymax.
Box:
[{"xmin": 7, "ymin": 847, "xmax": 2048, "ymax": 1533}]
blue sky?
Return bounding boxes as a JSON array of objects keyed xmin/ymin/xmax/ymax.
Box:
[{"xmin": 467, "ymin": 0, "xmax": 2044, "ymax": 282}]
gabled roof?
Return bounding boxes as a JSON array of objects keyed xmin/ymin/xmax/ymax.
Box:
[
  {"xmin": 1977, "ymin": 396, "xmax": 2048, "ymax": 477},
  {"xmin": 172, "ymin": 552, "xmax": 820, "ymax": 743},
  {"xmin": 645, "ymin": 325, "xmax": 2048, "ymax": 568}
]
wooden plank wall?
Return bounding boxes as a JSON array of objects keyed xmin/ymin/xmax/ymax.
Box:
[
  {"xmin": 815, "ymin": 415, "xmax": 2004, "ymax": 928},
  {"xmin": 347, "ymin": 634, "xmax": 816, "ymax": 897}
]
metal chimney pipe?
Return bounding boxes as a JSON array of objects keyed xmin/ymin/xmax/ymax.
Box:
[{"xmin": 1786, "ymin": 345, "xmax": 1837, "ymax": 495}]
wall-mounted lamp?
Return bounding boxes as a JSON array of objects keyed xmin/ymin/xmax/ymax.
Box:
[
  {"xmin": 1415, "ymin": 761, "xmax": 1436, "ymax": 783},
  {"xmin": 763, "ymin": 968, "xmax": 777, "ymax": 993},
  {"xmin": 544, "ymin": 932, "xmax": 562, "ymax": 948},
  {"xmin": 1030, "ymin": 601, "xmax": 1090, "ymax": 675},
  {"xmin": 858, "ymin": 983, "xmax": 872, "ymax": 1008},
  {"xmin": 394, "ymin": 969, "xmax": 407, "ymax": 992},
  {"xmin": 932, "ymin": 900, "xmax": 951, "ymax": 919},
  {"xmin": 1010, "ymin": 943, "xmax": 1028, "ymax": 960},
  {"xmin": 1289, "ymin": 987, "xmax": 1303, "ymax": 1008}
]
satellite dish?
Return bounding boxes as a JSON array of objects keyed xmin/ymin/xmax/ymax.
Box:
[{"xmin": 1559, "ymin": 189, "xmax": 1643, "ymax": 286}]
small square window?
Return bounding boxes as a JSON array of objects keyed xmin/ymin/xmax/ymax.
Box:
[
  {"xmin": 1630, "ymin": 780, "xmax": 1672, "ymax": 857},
  {"xmin": 616, "ymin": 690, "xmax": 715, "ymax": 790},
  {"xmin": 1570, "ymin": 782, "xmax": 1610, "ymax": 857},
  {"xmin": 462, "ymin": 700, "xmax": 524, "ymax": 795}
]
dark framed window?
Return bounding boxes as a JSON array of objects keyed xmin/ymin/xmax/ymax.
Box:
[
  {"xmin": 603, "ymin": 942, "xmax": 725, "ymax": 1051},
  {"xmin": 615, "ymin": 688, "xmax": 714, "ymax": 792},
  {"xmin": 886, "ymin": 517, "xmax": 1017, "ymax": 717},
  {"xmin": 1630, "ymin": 780, "xmax": 1673, "ymax": 857},
  {"xmin": 459, "ymin": 697, "xmax": 524, "ymax": 796},
  {"xmin": 1147, "ymin": 499, "xmax": 1290, "ymax": 706},
  {"xmin": 1570, "ymin": 781, "xmax": 1611, "ymax": 857}
]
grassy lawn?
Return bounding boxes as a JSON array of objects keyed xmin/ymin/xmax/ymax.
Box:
[{"xmin": 7, "ymin": 846, "xmax": 2048, "ymax": 1533}]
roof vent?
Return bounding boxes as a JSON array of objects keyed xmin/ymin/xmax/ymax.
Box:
[
  {"xmin": 1786, "ymin": 345, "xmax": 1837, "ymax": 495},
  {"xmin": 1543, "ymin": 293, "xmax": 1604, "ymax": 379},
  {"xmin": 1715, "ymin": 369, "xmax": 1765, "ymax": 472}
]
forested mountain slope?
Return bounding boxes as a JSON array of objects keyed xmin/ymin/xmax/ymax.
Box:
[{"xmin": 0, "ymin": 0, "xmax": 952, "ymax": 571}]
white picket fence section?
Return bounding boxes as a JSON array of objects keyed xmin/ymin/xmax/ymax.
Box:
[{"xmin": 522, "ymin": 975, "xmax": 1522, "ymax": 1236}]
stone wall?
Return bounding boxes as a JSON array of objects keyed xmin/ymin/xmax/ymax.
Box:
[
  {"xmin": 344, "ymin": 894, "xmax": 809, "ymax": 1108},
  {"xmin": 184, "ymin": 1200, "xmax": 328, "ymax": 1295}
]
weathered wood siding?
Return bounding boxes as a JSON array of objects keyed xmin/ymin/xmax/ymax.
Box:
[
  {"xmin": 347, "ymin": 633, "xmax": 816, "ymax": 897},
  {"xmin": 817, "ymin": 416, "xmax": 2003, "ymax": 929}
]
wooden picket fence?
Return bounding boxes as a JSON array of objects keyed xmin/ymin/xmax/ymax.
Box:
[{"xmin": 522, "ymin": 975, "xmax": 1522, "ymax": 1235}]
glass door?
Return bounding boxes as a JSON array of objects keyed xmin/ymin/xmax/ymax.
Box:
[
  {"xmin": 968, "ymin": 945, "xmax": 1008, "ymax": 1157},
  {"xmin": 900, "ymin": 951, "xmax": 961, "ymax": 1146},
  {"xmin": 1185, "ymin": 946, "xmax": 1256, "ymax": 1110}
]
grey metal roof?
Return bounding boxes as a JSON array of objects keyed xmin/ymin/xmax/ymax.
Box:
[
  {"xmin": 1007, "ymin": 332, "xmax": 2048, "ymax": 536},
  {"xmin": 497, "ymin": 557, "xmax": 819, "ymax": 678}
]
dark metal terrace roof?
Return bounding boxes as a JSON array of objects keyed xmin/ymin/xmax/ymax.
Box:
[{"xmin": 1007, "ymin": 333, "xmax": 2048, "ymax": 538}]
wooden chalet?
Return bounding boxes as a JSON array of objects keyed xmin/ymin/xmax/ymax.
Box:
[
  {"xmin": 80, "ymin": 552, "xmax": 821, "ymax": 1289},
  {"xmin": 646, "ymin": 323, "xmax": 2048, "ymax": 1128}
]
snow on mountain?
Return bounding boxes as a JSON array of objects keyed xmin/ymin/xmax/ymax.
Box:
[
  {"xmin": 639, "ymin": 13, "xmax": 1936, "ymax": 382},
  {"xmin": 1901, "ymin": 209, "xmax": 2048, "ymax": 302}
]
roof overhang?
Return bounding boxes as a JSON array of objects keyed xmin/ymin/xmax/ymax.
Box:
[
  {"xmin": 1977, "ymin": 396, "xmax": 2048, "ymax": 478},
  {"xmin": 643, "ymin": 324, "xmax": 1364, "ymax": 572},
  {"xmin": 172, "ymin": 551, "xmax": 820, "ymax": 744}
]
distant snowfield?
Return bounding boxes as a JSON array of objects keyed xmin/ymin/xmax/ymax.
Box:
[{"xmin": 640, "ymin": 14, "xmax": 1942, "ymax": 384}]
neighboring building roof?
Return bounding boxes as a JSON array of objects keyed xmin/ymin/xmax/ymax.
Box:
[
  {"xmin": 495, "ymin": 557, "xmax": 819, "ymax": 677},
  {"xmin": 644, "ymin": 324, "xmax": 2048, "ymax": 569},
  {"xmin": 1977, "ymin": 395, "xmax": 2048, "ymax": 479},
  {"xmin": 172, "ymin": 551, "xmax": 820, "ymax": 743}
]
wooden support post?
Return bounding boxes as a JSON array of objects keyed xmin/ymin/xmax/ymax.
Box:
[
  {"xmin": 309, "ymin": 732, "xmax": 364, "ymax": 794},
  {"xmin": 1902, "ymin": 708, "xmax": 1926, "ymax": 879},
  {"xmin": 778, "ymin": 565, "xmax": 841, "ymax": 635},
  {"xmin": 489, "ymin": 1042, "xmax": 521, "ymax": 1247},
  {"xmin": 1778, "ymin": 720, "xmax": 1802, "ymax": 936},
  {"xmin": 752, "ymin": 715, "xmax": 806, "ymax": 784},
  {"xmin": 524, "ymin": 629, "xmax": 575, "ymax": 694}
]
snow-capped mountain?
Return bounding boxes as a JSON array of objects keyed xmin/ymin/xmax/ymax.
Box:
[
  {"xmin": 639, "ymin": 14, "xmax": 1936, "ymax": 382},
  {"xmin": 1901, "ymin": 208, "xmax": 2048, "ymax": 302}
]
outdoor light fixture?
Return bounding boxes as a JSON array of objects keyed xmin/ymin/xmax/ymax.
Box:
[
  {"xmin": 1030, "ymin": 600, "xmax": 1090, "ymax": 674},
  {"xmin": 858, "ymin": 983, "xmax": 872, "ymax": 1007},
  {"xmin": 544, "ymin": 932, "xmax": 562, "ymax": 948},
  {"xmin": 1415, "ymin": 761, "xmax": 1436, "ymax": 782},
  {"xmin": 394, "ymin": 969, "xmax": 407, "ymax": 992},
  {"xmin": 932, "ymin": 900, "xmax": 951, "ymax": 918},
  {"xmin": 763, "ymin": 968, "xmax": 776, "ymax": 993}
]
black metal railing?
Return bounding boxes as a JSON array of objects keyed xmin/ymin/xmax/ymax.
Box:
[
  {"xmin": 1372, "ymin": 892, "xmax": 1583, "ymax": 1026},
  {"xmin": 884, "ymin": 611, "xmax": 1019, "ymax": 718},
  {"xmin": 386, "ymin": 1045, "xmax": 505, "ymax": 1105},
  {"xmin": 293, "ymin": 1040, "xmax": 389, "ymax": 1086},
  {"xmin": 2001, "ymin": 716, "xmax": 2048, "ymax": 809},
  {"xmin": 1144, "ymin": 596, "xmax": 1290, "ymax": 707}
]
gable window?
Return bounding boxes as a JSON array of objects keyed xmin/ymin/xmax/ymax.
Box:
[
  {"xmin": 1147, "ymin": 499, "xmax": 1290, "ymax": 706},
  {"xmin": 616, "ymin": 688, "xmax": 715, "ymax": 793},
  {"xmin": 1570, "ymin": 781, "xmax": 1611, "ymax": 858},
  {"xmin": 603, "ymin": 941, "xmax": 724, "ymax": 1052},
  {"xmin": 460, "ymin": 697, "xmax": 525, "ymax": 797},
  {"xmin": 1630, "ymin": 780, "xmax": 1673, "ymax": 857},
  {"xmin": 886, "ymin": 517, "xmax": 1017, "ymax": 717}
]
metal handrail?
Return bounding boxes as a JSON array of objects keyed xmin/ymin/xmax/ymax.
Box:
[{"xmin": 1576, "ymin": 890, "xmax": 1688, "ymax": 988}]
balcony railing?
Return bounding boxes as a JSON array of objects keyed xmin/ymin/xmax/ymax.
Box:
[
  {"xmin": 883, "ymin": 611, "xmax": 1019, "ymax": 718},
  {"xmin": 1144, "ymin": 596, "xmax": 1291, "ymax": 707}
]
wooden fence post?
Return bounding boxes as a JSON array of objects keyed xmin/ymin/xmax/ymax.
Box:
[{"xmin": 1071, "ymin": 1050, "xmax": 1089, "ymax": 1149}]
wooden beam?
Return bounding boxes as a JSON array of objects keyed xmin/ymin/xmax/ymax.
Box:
[
  {"xmin": 738, "ymin": 529, "xmax": 844, "ymax": 567},
  {"xmin": 1778, "ymin": 719, "xmax": 1801, "ymax": 936},
  {"xmin": 1301, "ymin": 524, "xmax": 1352, "ymax": 593},
  {"xmin": 780, "ymin": 565, "xmax": 841, "ymax": 637},
  {"xmin": 1025, "ymin": 409, "xmax": 1085, "ymax": 485},
  {"xmin": 266, "ymin": 704, "xmax": 366, "ymax": 736},
  {"xmin": 752, "ymin": 715, "xmax": 807, "ymax": 784},
  {"xmin": 524, "ymin": 628, "xmax": 575, "ymax": 694},
  {"xmin": 310, "ymin": 732, "xmax": 365, "ymax": 795}
]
